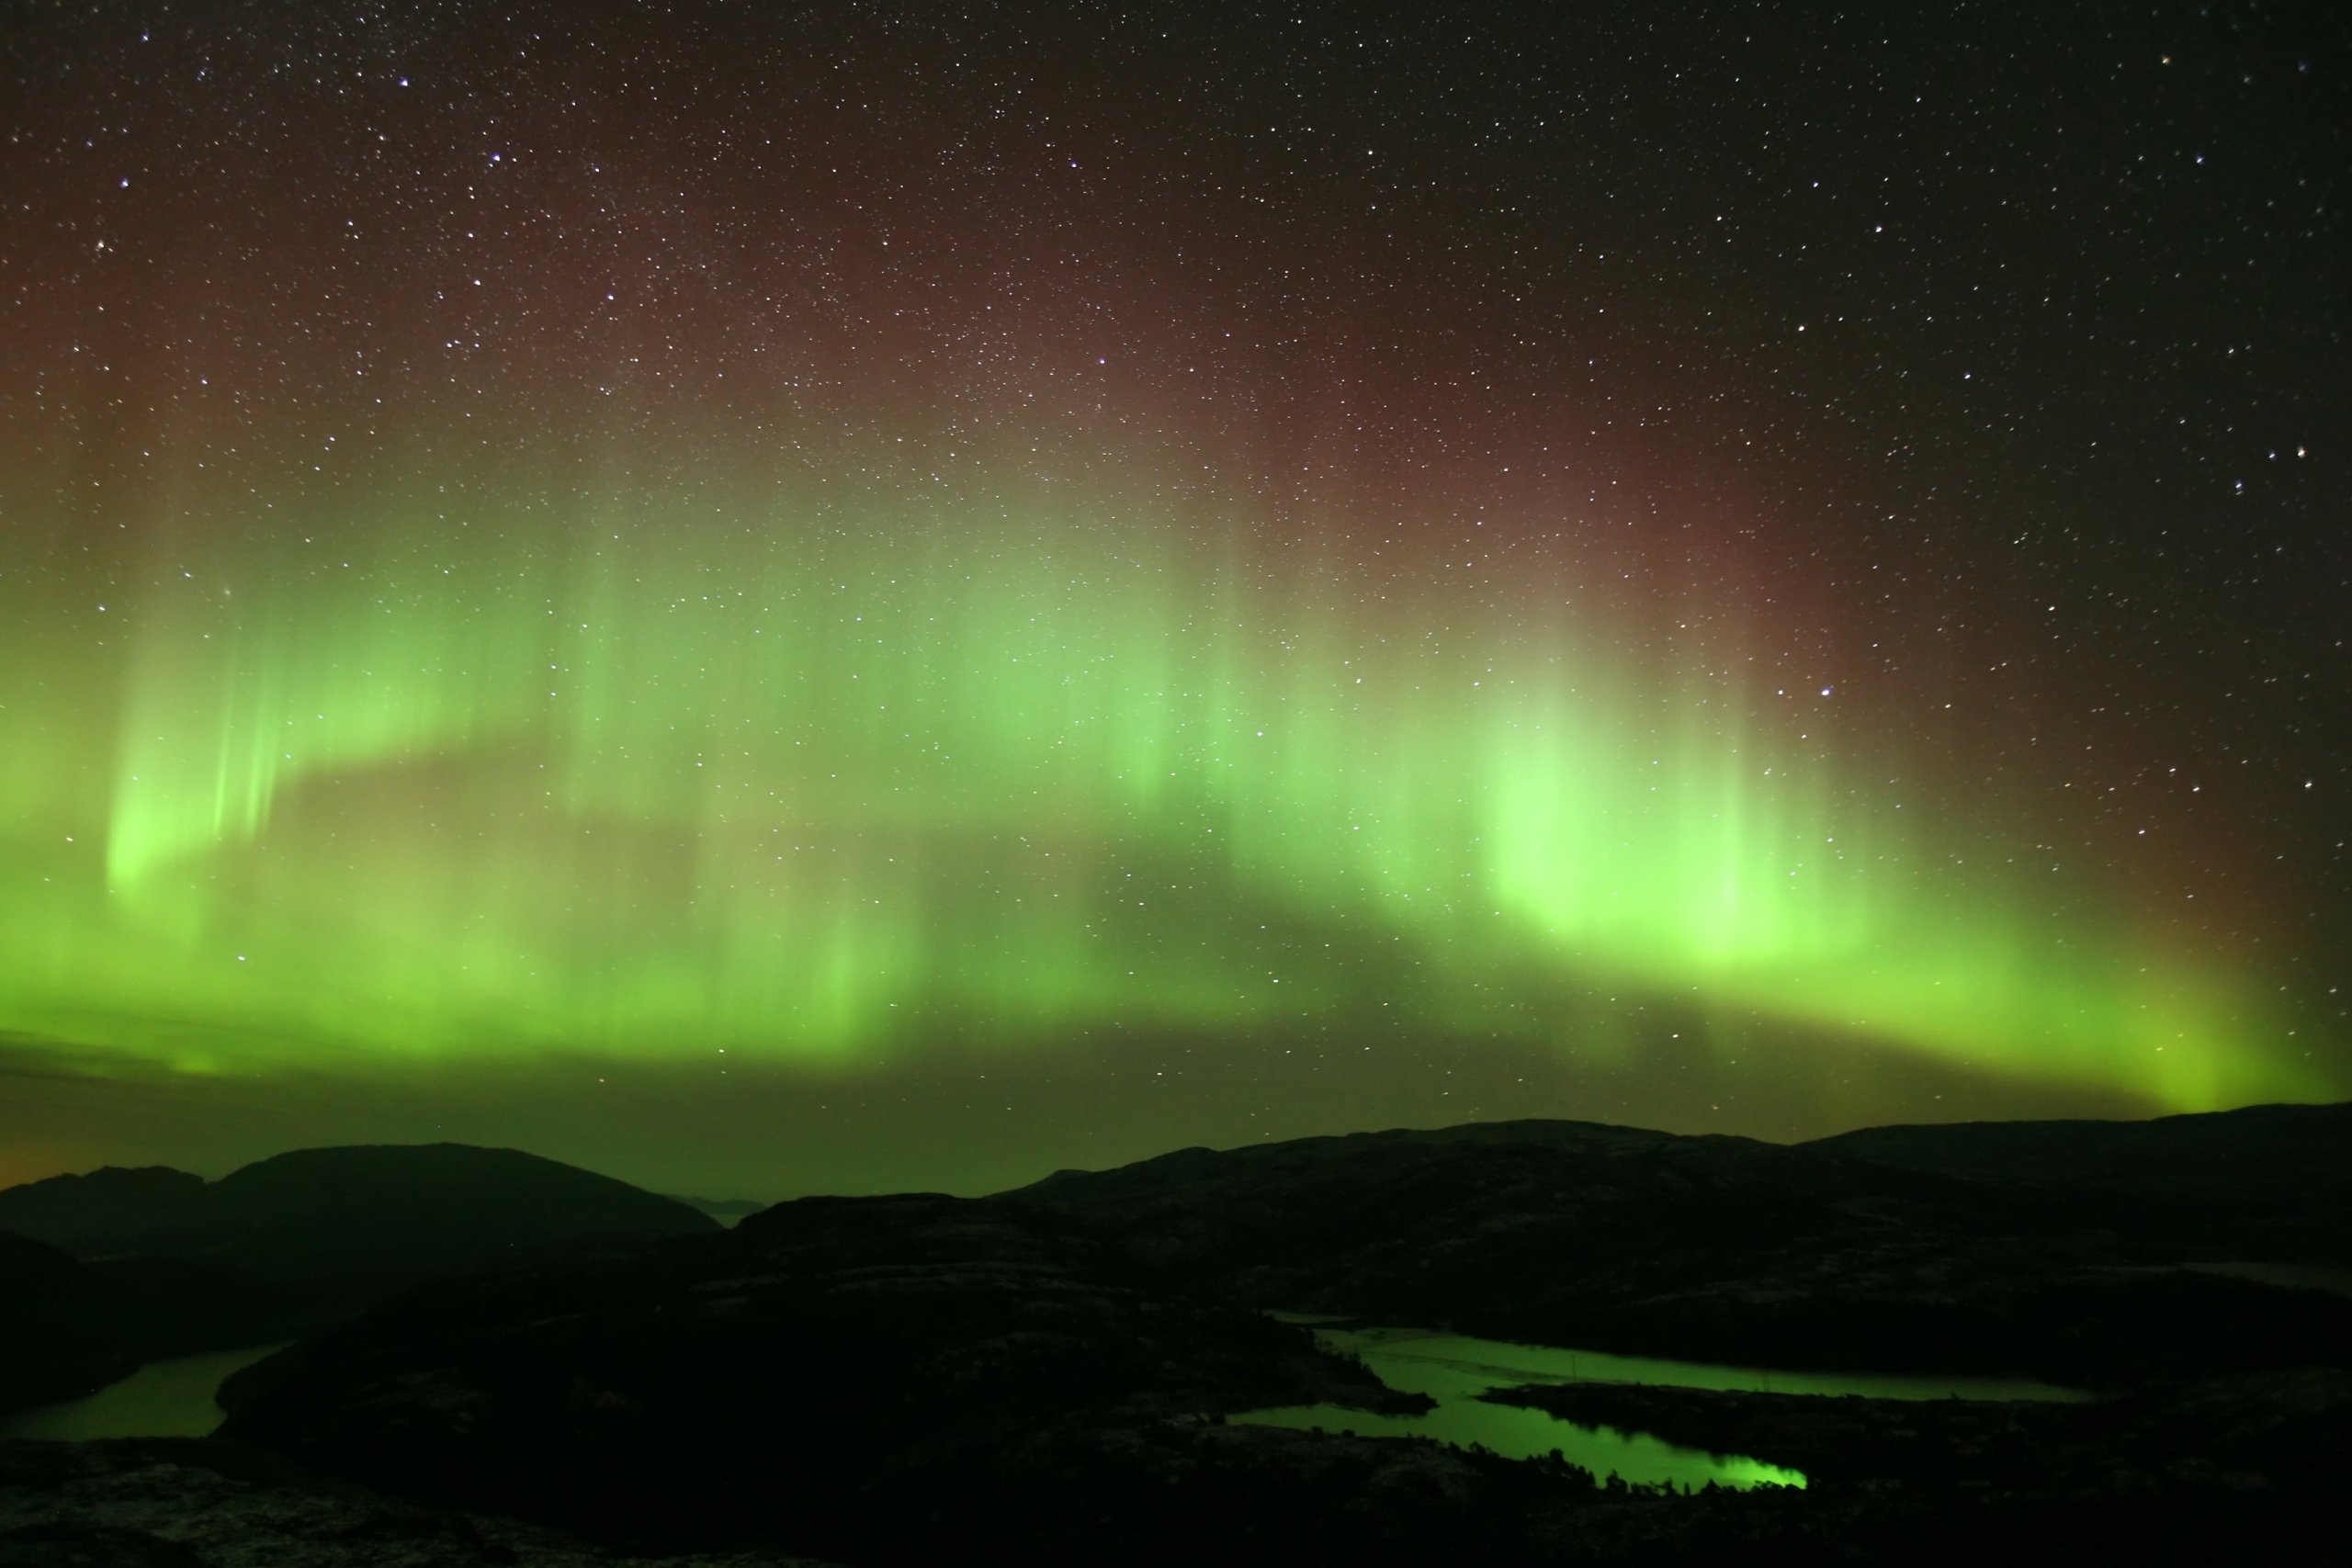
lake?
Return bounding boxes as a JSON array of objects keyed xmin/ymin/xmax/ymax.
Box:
[
  {"xmin": 0, "ymin": 1344, "xmax": 286, "ymax": 1441},
  {"xmin": 3, "ymin": 1323, "xmax": 2086, "ymax": 1482},
  {"xmin": 1232, "ymin": 1325, "xmax": 2089, "ymax": 1490}
]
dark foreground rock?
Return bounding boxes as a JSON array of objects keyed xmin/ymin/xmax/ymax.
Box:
[
  {"xmin": 0, "ymin": 1430, "xmax": 1786, "ymax": 1568},
  {"xmin": 0, "ymin": 1438, "xmax": 843, "ymax": 1568}
]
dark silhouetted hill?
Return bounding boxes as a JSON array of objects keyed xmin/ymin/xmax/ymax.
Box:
[
  {"xmin": 0, "ymin": 1168, "xmax": 208, "ymax": 1259},
  {"xmin": 0, "ymin": 1232, "xmax": 130, "ymax": 1410},
  {"xmin": 0, "ymin": 1231, "xmax": 313, "ymax": 1412},
  {"xmin": 0, "ymin": 1145, "xmax": 718, "ymax": 1292},
  {"xmin": 0, "ymin": 1145, "xmax": 718, "ymax": 1416},
  {"xmin": 1002, "ymin": 1111, "xmax": 2352, "ymax": 1386},
  {"xmin": 1805, "ymin": 1100, "xmax": 2352, "ymax": 1260},
  {"xmin": 188, "ymin": 1145, "xmax": 720, "ymax": 1289}
]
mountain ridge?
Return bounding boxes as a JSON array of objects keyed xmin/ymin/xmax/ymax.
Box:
[{"xmin": 0, "ymin": 1143, "xmax": 718, "ymax": 1279}]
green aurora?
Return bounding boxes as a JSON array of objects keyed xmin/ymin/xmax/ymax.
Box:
[{"xmin": 0, "ymin": 444, "xmax": 2324, "ymax": 1118}]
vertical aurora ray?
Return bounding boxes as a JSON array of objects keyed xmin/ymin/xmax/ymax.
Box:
[{"xmin": 0, "ymin": 435, "xmax": 2315, "ymax": 1112}]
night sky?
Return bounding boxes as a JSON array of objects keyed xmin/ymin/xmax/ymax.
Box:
[{"xmin": 2, "ymin": 2, "xmax": 2346, "ymax": 1197}]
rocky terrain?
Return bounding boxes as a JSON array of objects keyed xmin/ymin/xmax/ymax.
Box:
[
  {"xmin": 5, "ymin": 1107, "xmax": 2347, "ymax": 1563},
  {"xmin": 211, "ymin": 1195, "xmax": 1489, "ymax": 1562},
  {"xmin": 0, "ymin": 1437, "xmax": 843, "ymax": 1568}
]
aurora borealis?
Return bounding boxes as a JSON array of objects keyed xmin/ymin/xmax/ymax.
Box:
[
  {"xmin": 15, "ymin": 475, "xmax": 2306, "ymax": 1102},
  {"xmin": 3, "ymin": 3, "xmax": 2345, "ymax": 1192}
]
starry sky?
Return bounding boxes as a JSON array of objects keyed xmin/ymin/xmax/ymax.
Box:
[{"xmin": 1, "ymin": 1, "xmax": 2346, "ymax": 1197}]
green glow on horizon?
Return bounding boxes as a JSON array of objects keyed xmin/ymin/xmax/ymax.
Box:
[{"xmin": 0, "ymin": 457, "xmax": 2325, "ymax": 1111}]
